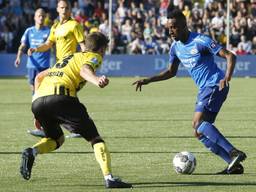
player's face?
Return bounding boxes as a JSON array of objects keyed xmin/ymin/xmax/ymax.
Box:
[
  {"xmin": 34, "ymin": 10, "xmax": 46, "ymax": 26},
  {"xmin": 57, "ymin": 1, "xmax": 71, "ymax": 19},
  {"xmin": 167, "ymin": 18, "xmax": 185, "ymax": 41}
]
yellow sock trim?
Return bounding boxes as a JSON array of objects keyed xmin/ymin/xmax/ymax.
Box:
[
  {"xmin": 93, "ymin": 142, "xmax": 111, "ymax": 176},
  {"xmin": 33, "ymin": 138, "xmax": 57, "ymax": 154}
]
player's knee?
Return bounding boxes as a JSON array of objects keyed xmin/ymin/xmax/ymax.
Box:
[
  {"xmin": 202, "ymin": 111, "xmax": 217, "ymax": 124},
  {"xmin": 192, "ymin": 119, "xmax": 201, "ymax": 130},
  {"xmin": 192, "ymin": 120, "xmax": 202, "ymax": 138},
  {"xmin": 56, "ymin": 135, "xmax": 65, "ymax": 149},
  {"xmin": 90, "ymin": 136, "xmax": 104, "ymax": 147}
]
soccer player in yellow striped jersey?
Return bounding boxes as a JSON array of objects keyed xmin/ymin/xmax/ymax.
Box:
[
  {"xmin": 20, "ymin": 32, "xmax": 132, "ymax": 189},
  {"xmin": 33, "ymin": 51, "xmax": 102, "ymax": 100},
  {"xmin": 28, "ymin": 0, "xmax": 86, "ymax": 61}
]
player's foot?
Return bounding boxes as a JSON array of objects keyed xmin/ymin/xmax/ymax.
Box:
[
  {"xmin": 217, "ymin": 163, "xmax": 244, "ymax": 174},
  {"xmin": 27, "ymin": 129, "xmax": 45, "ymax": 137},
  {"xmin": 105, "ymin": 178, "xmax": 132, "ymax": 188},
  {"xmin": 227, "ymin": 149, "xmax": 246, "ymax": 172},
  {"xmin": 65, "ymin": 133, "xmax": 82, "ymax": 138},
  {"xmin": 20, "ymin": 148, "xmax": 35, "ymax": 180}
]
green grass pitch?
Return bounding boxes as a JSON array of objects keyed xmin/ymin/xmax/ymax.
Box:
[{"xmin": 0, "ymin": 77, "xmax": 255, "ymax": 192}]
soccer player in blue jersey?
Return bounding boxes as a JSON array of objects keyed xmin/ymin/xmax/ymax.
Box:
[
  {"xmin": 15, "ymin": 8, "xmax": 50, "ymax": 138},
  {"xmin": 15, "ymin": 8, "xmax": 50, "ymax": 93},
  {"xmin": 133, "ymin": 10, "xmax": 246, "ymax": 174}
]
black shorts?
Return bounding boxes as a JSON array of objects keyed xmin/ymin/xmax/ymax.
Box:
[{"xmin": 32, "ymin": 95, "xmax": 100, "ymax": 141}]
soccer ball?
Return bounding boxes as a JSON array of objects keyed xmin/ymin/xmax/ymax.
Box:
[{"xmin": 172, "ymin": 151, "xmax": 196, "ymax": 174}]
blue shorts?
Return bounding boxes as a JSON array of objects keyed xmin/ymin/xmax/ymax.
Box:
[
  {"xmin": 28, "ymin": 67, "xmax": 48, "ymax": 85},
  {"xmin": 195, "ymin": 85, "xmax": 229, "ymax": 113}
]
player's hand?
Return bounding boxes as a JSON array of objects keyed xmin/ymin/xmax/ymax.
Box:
[
  {"xmin": 27, "ymin": 48, "xmax": 36, "ymax": 56},
  {"xmin": 132, "ymin": 79, "xmax": 149, "ymax": 92},
  {"xmin": 14, "ymin": 58, "xmax": 20, "ymax": 68},
  {"xmin": 219, "ymin": 77, "xmax": 230, "ymax": 91},
  {"xmin": 98, "ymin": 75, "xmax": 109, "ymax": 88}
]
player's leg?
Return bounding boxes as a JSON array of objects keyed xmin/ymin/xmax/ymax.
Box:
[
  {"xmin": 31, "ymin": 96, "xmax": 66, "ymax": 154},
  {"xmin": 193, "ymin": 86, "xmax": 234, "ymax": 157},
  {"xmin": 193, "ymin": 111, "xmax": 233, "ymax": 163},
  {"xmin": 27, "ymin": 68, "xmax": 36, "ymax": 94},
  {"xmin": 20, "ymin": 131, "xmax": 64, "ymax": 180},
  {"xmin": 85, "ymin": 123, "xmax": 132, "ymax": 188},
  {"xmin": 61, "ymin": 99, "xmax": 132, "ymax": 188},
  {"xmin": 20, "ymin": 97, "xmax": 65, "ymax": 180},
  {"xmin": 193, "ymin": 111, "xmax": 245, "ymax": 174},
  {"xmin": 27, "ymin": 68, "xmax": 46, "ymax": 137},
  {"xmin": 31, "ymin": 122, "xmax": 65, "ymax": 155},
  {"xmin": 193, "ymin": 86, "xmax": 246, "ymax": 173},
  {"xmin": 27, "ymin": 118, "xmax": 45, "ymax": 137},
  {"xmin": 91, "ymin": 137, "xmax": 132, "ymax": 188}
]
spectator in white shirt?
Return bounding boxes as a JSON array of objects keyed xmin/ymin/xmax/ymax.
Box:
[{"xmin": 237, "ymin": 35, "xmax": 252, "ymax": 54}]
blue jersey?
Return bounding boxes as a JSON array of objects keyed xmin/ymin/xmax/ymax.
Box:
[
  {"xmin": 169, "ymin": 32, "xmax": 224, "ymax": 89},
  {"xmin": 21, "ymin": 26, "xmax": 50, "ymax": 69}
]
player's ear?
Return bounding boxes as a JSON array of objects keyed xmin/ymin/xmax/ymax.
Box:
[{"xmin": 99, "ymin": 46, "xmax": 107, "ymax": 56}]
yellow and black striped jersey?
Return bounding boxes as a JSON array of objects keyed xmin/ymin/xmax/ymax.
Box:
[
  {"xmin": 48, "ymin": 18, "xmax": 85, "ymax": 61},
  {"xmin": 33, "ymin": 52, "xmax": 102, "ymax": 100}
]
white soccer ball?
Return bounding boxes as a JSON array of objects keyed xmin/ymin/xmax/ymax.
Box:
[{"xmin": 173, "ymin": 151, "xmax": 196, "ymax": 174}]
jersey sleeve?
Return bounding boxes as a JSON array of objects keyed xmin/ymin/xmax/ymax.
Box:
[
  {"xmin": 47, "ymin": 23, "xmax": 58, "ymax": 43},
  {"xmin": 83, "ymin": 53, "xmax": 102, "ymax": 71},
  {"xmin": 197, "ymin": 35, "xmax": 222, "ymax": 55},
  {"xmin": 169, "ymin": 43, "xmax": 180, "ymax": 65},
  {"xmin": 21, "ymin": 29, "xmax": 29, "ymax": 46},
  {"xmin": 73, "ymin": 23, "xmax": 85, "ymax": 43}
]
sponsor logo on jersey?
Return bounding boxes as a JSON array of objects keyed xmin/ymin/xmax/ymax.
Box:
[
  {"xmin": 181, "ymin": 57, "xmax": 197, "ymax": 68},
  {"xmin": 91, "ymin": 57, "xmax": 98, "ymax": 64}
]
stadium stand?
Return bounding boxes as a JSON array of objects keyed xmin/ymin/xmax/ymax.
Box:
[{"xmin": 0, "ymin": 0, "xmax": 256, "ymax": 55}]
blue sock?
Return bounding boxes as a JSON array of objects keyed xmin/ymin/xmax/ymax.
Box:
[
  {"xmin": 199, "ymin": 135, "xmax": 232, "ymax": 163},
  {"xmin": 197, "ymin": 121, "xmax": 234, "ymax": 154}
]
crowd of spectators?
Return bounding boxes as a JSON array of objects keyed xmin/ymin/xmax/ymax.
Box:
[{"xmin": 1, "ymin": 0, "xmax": 256, "ymax": 55}]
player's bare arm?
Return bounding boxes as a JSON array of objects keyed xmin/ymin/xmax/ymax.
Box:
[
  {"xmin": 15, "ymin": 44, "xmax": 26, "ymax": 67},
  {"xmin": 27, "ymin": 40, "xmax": 53, "ymax": 56},
  {"xmin": 34, "ymin": 69, "xmax": 49, "ymax": 91},
  {"xmin": 133, "ymin": 61, "xmax": 179, "ymax": 92},
  {"xmin": 80, "ymin": 64, "xmax": 109, "ymax": 88},
  {"xmin": 217, "ymin": 48, "xmax": 236, "ymax": 90}
]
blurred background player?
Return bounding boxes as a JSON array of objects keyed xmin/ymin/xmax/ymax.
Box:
[
  {"xmin": 133, "ymin": 10, "xmax": 246, "ymax": 174},
  {"xmin": 14, "ymin": 8, "xmax": 50, "ymax": 93},
  {"xmin": 20, "ymin": 32, "xmax": 132, "ymax": 189},
  {"xmin": 14, "ymin": 8, "xmax": 50, "ymax": 137},
  {"xmin": 28, "ymin": 0, "xmax": 86, "ymax": 138}
]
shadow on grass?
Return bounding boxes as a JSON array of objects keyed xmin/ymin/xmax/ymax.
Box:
[
  {"xmin": 104, "ymin": 136, "xmax": 256, "ymax": 139},
  {"xmin": 0, "ymin": 151, "xmax": 211, "ymax": 155},
  {"xmin": 132, "ymin": 181, "xmax": 256, "ymax": 188},
  {"xmin": 50, "ymin": 183, "xmax": 106, "ymax": 188},
  {"xmin": 94, "ymin": 119, "xmax": 256, "ymax": 122},
  {"xmin": 51, "ymin": 181, "xmax": 256, "ymax": 189}
]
